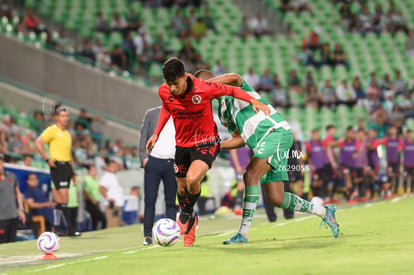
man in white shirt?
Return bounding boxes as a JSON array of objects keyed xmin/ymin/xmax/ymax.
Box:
[
  {"xmin": 249, "ymin": 13, "xmax": 268, "ymax": 37},
  {"xmin": 99, "ymin": 159, "xmax": 124, "ymax": 228},
  {"xmin": 336, "ymin": 80, "xmax": 357, "ymax": 107},
  {"xmin": 243, "ymin": 67, "xmax": 260, "ymax": 91},
  {"xmin": 139, "ymin": 106, "xmax": 177, "ymax": 245}
]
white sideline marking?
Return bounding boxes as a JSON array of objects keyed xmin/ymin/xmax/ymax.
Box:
[{"xmin": 29, "ymin": 256, "xmax": 108, "ymax": 273}]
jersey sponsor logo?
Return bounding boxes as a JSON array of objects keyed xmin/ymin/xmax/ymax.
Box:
[
  {"xmin": 171, "ymin": 108, "xmax": 204, "ymax": 120},
  {"xmin": 174, "ymin": 163, "xmax": 179, "ymax": 174},
  {"xmin": 192, "ymin": 95, "xmax": 202, "ymax": 104},
  {"xmin": 168, "ymin": 95, "xmax": 174, "ymax": 102}
]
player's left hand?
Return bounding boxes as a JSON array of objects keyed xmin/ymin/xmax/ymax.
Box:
[
  {"xmin": 250, "ymin": 99, "xmax": 270, "ymax": 115},
  {"xmin": 18, "ymin": 211, "xmax": 26, "ymax": 224}
]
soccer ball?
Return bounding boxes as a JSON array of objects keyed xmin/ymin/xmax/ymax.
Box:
[
  {"xmin": 37, "ymin": 232, "xmax": 60, "ymax": 253},
  {"xmin": 152, "ymin": 218, "xmax": 180, "ymax": 247}
]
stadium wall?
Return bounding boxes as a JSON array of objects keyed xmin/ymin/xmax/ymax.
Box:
[{"xmin": 0, "ymin": 34, "xmax": 160, "ymax": 125}]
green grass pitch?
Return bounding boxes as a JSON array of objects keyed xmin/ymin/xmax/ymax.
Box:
[{"xmin": 1, "ymin": 197, "xmax": 413, "ymax": 274}]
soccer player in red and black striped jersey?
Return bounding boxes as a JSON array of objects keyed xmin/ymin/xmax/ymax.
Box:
[{"xmin": 146, "ymin": 57, "xmax": 270, "ymax": 247}]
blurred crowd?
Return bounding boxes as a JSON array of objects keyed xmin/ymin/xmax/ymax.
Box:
[{"xmin": 0, "ymin": 108, "xmax": 140, "ymax": 171}]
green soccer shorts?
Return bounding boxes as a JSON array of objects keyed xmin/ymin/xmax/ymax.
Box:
[{"xmin": 253, "ymin": 128, "xmax": 293, "ymax": 184}]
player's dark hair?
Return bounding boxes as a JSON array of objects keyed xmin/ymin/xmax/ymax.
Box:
[
  {"xmin": 54, "ymin": 103, "xmax": 67, "ymax": 115},
  {"xmin": 346, "ymin": 126, "xmax": 353, "ymax": 132},
  {"xmin": 162, "ymin": 57, "xmax": 185, "ymax": 83},
  {"xmin": 407, "ymin": 129, "xmax": 412, "ymax": 134},
  {"xmin": 26, "ymin": 173, "xmax": 37, "ymax": 181},
  {"xmin": 326, "ymin": 124, "xmax": 335, "ymax": 131},
  {"xmin": 311, "ymin": 128, "xmax": 319, "ymax": 133},
  {"xmin": 194, "ymin": 69, "xmax": 215, "ymax": 80}
]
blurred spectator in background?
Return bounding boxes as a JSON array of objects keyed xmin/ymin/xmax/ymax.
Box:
[
  {"xmin": 74, "ymin": 109, "xmax": 105, "ymax": 134},
  {"xmin": 45, "ymin": 31, "xmax": 57, "ymax": 50},
  {"xmin": 191, "ymin": 17, "xmax": 207, "ymax": 40},
  {"xmin": 189, "ymin": 9, "xmax": 197, "ymax": 24},
  {"xmin": 212, "ymin": 60, "xmax": 226, "ymax": 76},
  {"xmin": 99, "ymin": 159, "xmax": 123, "ymax": 228},
  {"xmin": 352, "ymin": 76, "xmax": 366, "ymax": 101},
  {"xmin": 348, "ymin": 14, "xmax": 361, "ymax": 33},
  {"xmin": 152, "ymin": 44, "xmax": 168, "ymax": 65},
  {"xmin": 239, "ymin": 16, "xmax": 251, "ymax": 40},
  {"xmin": 319, "ymin": 43, "xmax": 334, "ymax": 68},
  {"xmin": 279, "ymin": 0, "xmax": 291, "ymax": 13},
  {"xmin": 134, "ymin": 28, "xmax": 153, "ymax": 58},
  {"xmin": 0, "ymin": 154, "xmax": 26, "ymax": 243},
  {"xmin": 80, "ymin": 40, "xmax": 96, "ymax": 64},
  {"xmin": 292, "ymin": 0, "xmax": 311, "ymax": 14},
  {"xmin": 259, "ymin": 69, "xmax": 274, "ymax": 93},
  {"xmin": 84, "ymin": 165, "xmax": 106, "ymax": 231},
  {"xmin": 271, "ymin": 82, "xmax": 289, "ymax": 108},
  {"xmin": 95, "ymin": 11, "xmax": 110, "ymax": 34},
  {"xmin": 57, "ymin": 30, "xmax": 72, "ymax": 53},
  {"xmin": 390, "ymin": 10, "xmax": 409, "ymax": 35},
  {"xmin": 24, "ymin": 9, "xmax": 43, "ymax": 35},
  {"xmin": 92, "ymin": 39, "xmax": 104, "ymax": 60},
  {"xmin": 398, "ymin": 93, "xmax": 414, "ymax": 118},
  {"xmin": 305, "ymin": 84, "xmax": 318, "ymax": 107},
  {"xmin": 96, "ymin": 47, "xmax": 112, "ymax": 68},
  {"xmin": 18, "ymin": 154, "xmax": 33, "ymax": 168},
  {"xmin": 122, "ymin": 186, "xmax": 141, "ymax": 225},
  {"xmin": 364, "ymin": 92, "xmax": 382, "ymax": 114},
  {"xmin": 318, "ymin": 79, "xmax": 337, "ymax": 108},
  {"xmin": 302, "ymin": 28, "xmax": 320, "ymax": 51},
  {"xmin": 332, "ymin": 43, "xmax": 350, "ymax": 69},
  {"xmin": 358, "ymin": 5, "xmax": 372, "ymax": 37},
  {"xmin": 0, "ymin": 0, "xmax": 12, "ymax": 20},
  {"xmin": 203, "ymin": 8, "xmax": 215, "ymax": 31},
  {"xmin": 380, "ymin": 73, "xmax": 394, "ymax": 92},
  {"xmin": 405, "ymin": 29, "xmax": 414, "ymax": 58},
  {"xmin": 303, "ymin": 70, "xmax": 315, "ymax": 90},
  {"xmin": 366, "ymin": 81, "xmax": 382, "ymax": 98},
  {"xmin": 243, "ymin": 67, "xmax": 260, "ymax": 91},
  {"xmin": 21, "ymin": 130, "xmax": 36, "ymax": 154},
  {"xmin": 249, "ymin": 13, "xmax": 268, "ymax": 37},
  {"xmin": 7, "ymin": 129, "xmax": 24, "ymax": 155},
  {"xmin": 372, "ymin": 3, "xmax": 384, "ymax": 36},
  {"xmin": 336, "ymin": 79, "xmax": 357, "ymax": 107},
  {"xmin": 383, "ymin": 90, "xmax": 395, "ymax": 115},
  {"xmin": 110, "ymin": 11, "xmax": 127, "ymax": 33},
  {"xmin": 16, "ymin": 17, "xmax": 29, "ymax": 34},
  {"xmin": 287, "ymin": 69, "xmax": 301, "ymax": 92},
  {"xmin": 392, "ymin": 70, "xmax": 407, "ymax": 95},
  {"xmin": 297, "ymin": 46, "xmax": 318, "ymax": 68},
  {"xmin": 0, "ymin": 114, "xmax": 19, "ymax": 135},
  {"xmin": 110, "ymin": 45, "xmax": 128, "ymax": 71},
  {"xmin": 171, "ymin": 9, "xmax": 185, "ymax": 37},
  {"xmin": 339, "ymin": 2, "xmax": 352, "ymax": 29},
  {"xmin": 24, "ymin": 173, "xmax": 57, "ymax": 231},
  {"xmin": 126, "ymin": 9, "xmax": 141, "ymax": 32}
]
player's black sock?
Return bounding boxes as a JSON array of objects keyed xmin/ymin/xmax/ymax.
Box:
[
  {"xmin": 180, "ymin": 189, "xmax": 200, "ymax": 224},
  {"xmin": 60, "ymin": 204, "xmax": 75, "ymax": 234},
  {"xmin": 177, "ymin": 192, "xmax": 186, "ymax": 210}
]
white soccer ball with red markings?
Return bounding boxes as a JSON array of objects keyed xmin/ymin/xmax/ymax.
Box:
[
  {"xmin": 37, "ymin": 231, "xmax": 60, "ymax": 253},
  {"xmin": 152, "ymin": 218, "xmax": 180, "ymax": 247}
]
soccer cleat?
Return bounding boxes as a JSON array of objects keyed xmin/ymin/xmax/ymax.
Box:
[
  {"xmin": 320, "ymin": 204, "xmax": 340, "ymax": 238},
  {"xmin": 223, "ymin": 233, "xmax": 248, "ymax": 245},
  {"xmin": 143, "ymin": 236, "xmax": 152, "ymax": 245},
  {"xmin": 183, "ymin": 213, "xmax": 198, "ymax": 247},
  {"xmin": 176, "ymin": 213, "xmax": 191, "ymax": 234}
]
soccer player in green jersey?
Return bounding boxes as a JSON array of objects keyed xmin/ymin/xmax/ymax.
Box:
[{"xmin": 195, "ymin": 70, "xmax": 340, "ymax": 244}]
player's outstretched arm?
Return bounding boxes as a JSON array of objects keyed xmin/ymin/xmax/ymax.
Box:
[
  {"xmin": 208, "ymin": 73, "xmax": 243, "ymax": 87},
  {"xmin": 220, "ymin": 131, "xmax": 246, "ymax": 150}
]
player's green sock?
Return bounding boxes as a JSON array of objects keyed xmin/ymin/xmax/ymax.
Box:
[
  {"xmin": 237, "ymin": 185, "xmax": 260, "ymax": 238},
  {"xmin": 280, "ymin": 192, "xmax": 326, "ymax": 218}
]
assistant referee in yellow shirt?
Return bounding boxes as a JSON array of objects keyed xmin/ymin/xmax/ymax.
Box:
[{"xmin": 35, "ymin": 104, "xmax": 80, "ymax": 237}]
